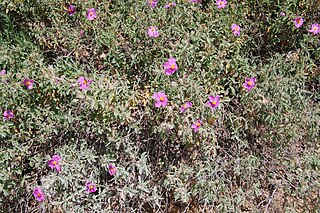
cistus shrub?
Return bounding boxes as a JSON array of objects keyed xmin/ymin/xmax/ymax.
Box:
[{"xmin": 1, "ymin": 0, "xmax": 319, "ymax": 212}]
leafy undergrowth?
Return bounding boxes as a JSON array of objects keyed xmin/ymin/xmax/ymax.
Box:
[{"xmin": 0, "ymin": 0, "xmax": 319, "ymax": 212}]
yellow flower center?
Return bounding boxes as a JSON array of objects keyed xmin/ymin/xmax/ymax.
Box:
[
  {"xmin": 170, "ymin": 64, "xmax": 175, "ymax": 69},
  {"xmin": 196, "ymin": 122, "xmax": 201, "ymax": 127},
  {"xmin": 89, "ymin": 185, "xmax": 93, "ymax": 189},
  {"xmin": 314, "ymin": 27, "xmax": 318, "ymax": 31},
  {"xmin": 83, "ymin": 80, "xmax": 88, "ymax": 85},
  {"xmin": 26, "ymin": 81, "xmax": 31, "ymax": 86},
  {"xmin": 247, "ymin": 81, "xmax": 252, "ymax": 86},
  {"xmin": 151, "ymin": 27, "xmax": 155, "ymax": 32},
  {"xmin": 211, "ymin": 101, "xmax": 217, "ymax": 105},
  {"xmin": 297, "ymin": 19, "xmax": 300, "ymax": 24},
  {"xmin": 89, "ymin": 11, "xmax": 93, "ymax": 16},
  {"xmin": 160, "ymin": 97, "xmax": 165, "ymax": 101},
  {"xmin": 183, "ymin": 104, "xmax": 187, "ymax": 108},
  {"xmin": 219, "ymin": 1, "xmax": 223, "ymax": 5},
  {"xmin": 37, "ymin": 192, "xmax": 41, "ymax": 197},
  {"xmin": 235, "ymin": 27, "xmax": 239, "ymax": 31},
  {"xmin": 53, "ymin": 160, "xmax": 57, "ymax": 165}
]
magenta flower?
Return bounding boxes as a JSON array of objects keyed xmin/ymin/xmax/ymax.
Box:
[
  {"xmin": 147, "ymin": 0, "xmax": 158, "ymax": 8},
  {"xmin": 87, "ymin": 8, "xmax": 97, "ymax": 20},
  {"xmin": 67, "ymin": 5, "xmax": 76, "ymax": 16},
  {"xmin": 78, "ymin": 76, "xmax": 92, "ymax": 90},
  {"xmin": 280, "ymin": 12, "xmax": 286, "ymax": 16},
  {"xmin": 23, "ymin": 78, "xmax": 35, "ymax": 89},
  {"xmin": 86, "ymin": 182, "xmax": 97, "ymax": 193},
  {"xmin": 0, "ymin": 69, "xmax": 5, "ymax": 76},
  {"xmin": 191, "ymin": 119, "xmax": 202, "ymax": 132},
  {"xmin": 163, "ymin": 58, "xmax": 178, "ymax": 75},
  {"xmin": 243, "ymin": 77, "xmax": 256, "ymax": 92},
  {"xmin": 108, "ymin": 164, "xmax": 117, "ymax": 176},
  {"xmin": 33, "ymin": 187, "xmax": 45, "ymax": 202},
  {"xmin": 293, "ymin": 17, "xmax": 304, "ymax": 28},
  {"xmin": 3, "ymin": 110, "xmax": 14, "ymax": 121},
  {"xmin": 164, "ymin": 2, "xmax": 176, "ymax": 8},
  {"xmin": 190, "ymin": 0, "xmax": 200, "ymax": 3},
  {"xmin": 231, "ymin": 24, "xmax": 241, "ymax": 36},
  {"xmin": 207, "ymin": 95, "xmax": 220, "ymax": 110},
  {"xmin": 148, "ymin": 26, "xmax": 159, "ymax": 38},
  {"xmin": 152, "ymin": 92, "xmax": 168, "ymax": 108},
  {"xmin": 309, "ymin": 23, "xmax": 320, "ymax": 35},
  {"xmin": 180, "ymin": 101, "xmax": 192, "ymax": 113},
  {"xmin": 216, "ymin": 0, "xmax": 227, "ymax": 9},
  {"xmin": 48, "ymin": 155, "xmax": 62, "ymax": 172}
]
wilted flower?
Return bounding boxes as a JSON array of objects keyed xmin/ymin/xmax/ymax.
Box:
[
  {"xmin": 164, "ymin": 2, "xmax": 176, "ymax": 8},
  {"xmin": 80, "ymin": 29, "xmax": 84, "ymax": 38},
  {"xmin": 152, "ymin": 92, "xmax": 168, "ymax": 108},
  {"xmin": 216, "ymin": 0, "xmax": 227, "ymax": 9},
  {"xmin": 163, "ymin": 58, "xmax": 178, "ymax": 75},
  {"xmin": 231, "ymin": 24, "xmax": 241, "ymax": 36},
  {"xmin": 280, "ymin": 12, "xmax": 285, "ymax": 16},
  {"xmin": 148, "ymin": 26, "xmax": 159, "ymax": 38},
  {"xmin": 243, "ymin": 77, "xmax": 256, "ymax": 92},
  {"xmin": 78, "ymin": 76, "xmax": 92, "ymax": 90},
  {"xmin": 87, "ymin": 8, "xmax": 97, "ymax": 20},
  {"xmin": 33, "ymin": 187, "xmax": 45, "ymax": 202},
  {"xmin": 191, "ymin": 119, "xmax": 202, "ymax": 132},
  {"xmin": 86, "ymin": 182, "xmax": 97, "ymax": 193},
  {"xmin": 147, "ymin": 0, "xmax": 158, "ymax": 8},
  {"xmin": 48, "ymin": 155, "xmax": 62, "ymax": 172},
  {"xmin": 108, "ymin": 164, "xmax": 117, "ymax": 176},
  {"xmin": 67, "ymin": 5, "xmax": 76, "ymax": 16},
  {"xmin": 3, "ymin": 110, "xmax": 14, "ymax": 121},
  {"xmin": 207, "ymin": 95, "xmax": 220, "ymax": 110},
  {"xmin": 0, "ymin": 69, "xmax": 5, "ymax": 76},
  {"xmin": 293, "ymin": 17, "xmax": 304, "ymax": 28},
  {"xmin": 23, "ymin": 78, "xmax": 35, "ymax": 89},
  {"xmin": 309, "ymin": 23, "xmax": 319, "ymax": 35},
  {"xmin": 180, "ymin": 101, "xmax": 192, "ymax": 113}
]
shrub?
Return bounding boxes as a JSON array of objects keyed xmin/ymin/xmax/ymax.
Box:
[{"xmin": 1, "ymin": 0, "xmax": 319, "ymax": 212}]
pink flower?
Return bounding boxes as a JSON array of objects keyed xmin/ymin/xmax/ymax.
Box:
[
  {"xmin": 293, "ymin": 17, "xmax": 304, "ymax": 28},
  {"xmin": 148, "ymin": 26, "xmax": 159, "ymax": 38},
  {"xmin": 207, "ymin": 95, "xmax": 220, "ymax": 110},
  {"xmin": 3, "ymin": 110, "xmax": 14, "ymax": 121},
  {"xmin": 163, "ymin": 58, "xmax": 178, "ymax": 75},
  {"xmin": 216, "ymin": 0, "xmax": 227, "ymax": 9},
  {"xmin": 86, "ymin": 182, "xmax": 97, "ymax": 193},
  {"xmin": 180, "ymin": 101, "xmax": 192, "ymax": 113},
  {"xmin": 309, "ymin": 23, "xmax": 320, "ymax": 35},
  {"xmin": 190, "ymin": 0, "xmax": 200, "ymax": 3},
  {"xmin": 152, "ymin": 92, "xmax": 168, "ymax": 108},
  {"xmin": 78, "ymin": 76, "xmax": 92, "ymax": 90},
  {"xmin": 164, "ymin": 2, "xmax": 176, "ymax": 8},
  {"xmin": 108, "ymin": 164, "xmax": 117, "ymax": 176},
  {"xmin": 87, "ymin": 8, "xmax": 97, "ymax": 20},
  {"xmin": 280, "ymin": 12, "xmax": 285, "ymax": 16},
  {"xmin": 147, "ymin": 0, "xmax": 158, "ymax": 8},
  {"xmin": 243, "ymin": 77, "xmax": 256, "ymax": 92},
  {"xmin": 33, "ymin": 187, "xmax": 45, "ymax": 202},
  {"xmin": 0, "ymin": 69, "xmax": 5, "ymax": 75},
  {"xmin": 23, "ymin": 78, "xmax": 34, "ymax": 89},
  {"xmin": 48, "ymin": 155, "xmax": 62, "ymax": 172},
  {"xmin": 191, "ymin": 119, "xmax": 202, "ymax": 132},
  {"xmin": 231, "ymin": 24, "xmax": 241, "ymax": 36},
  {"xmin": 67, "ymin": 5, "xmax": 76, "ymax": 16}
]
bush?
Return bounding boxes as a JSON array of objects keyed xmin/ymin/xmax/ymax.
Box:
[{"xmin": 1, "ymin": 0, "xmax": 319, "ymax": 212}]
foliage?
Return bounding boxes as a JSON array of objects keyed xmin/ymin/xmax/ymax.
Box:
[{"xmin": 0, "ymin": 0, "xmax": 319, "ymax": 212}]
